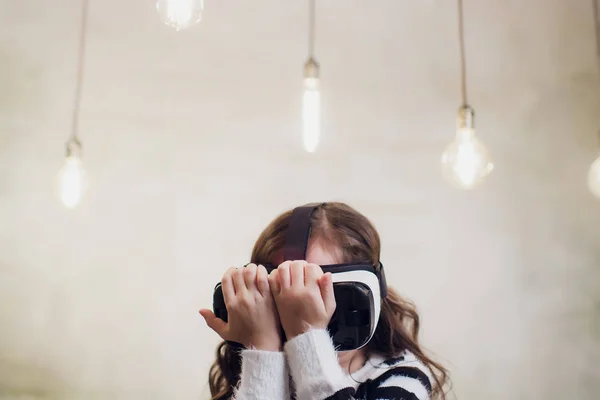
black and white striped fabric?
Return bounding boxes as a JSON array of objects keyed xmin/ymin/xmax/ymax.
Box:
[
  {"xmin": 324, "ymin": 354, "xmax": 432, "ymax": 400},
  {"xmin": 232, "ymin": 329, "xmax": 432, "ymax": 400}
]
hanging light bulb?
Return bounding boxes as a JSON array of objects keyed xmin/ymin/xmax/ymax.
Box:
[
  {"xmin": 57, "ymin": 139, "xmax": 88, "ymax": 209},
  {"xmin": 441, "ymin": 0, "xmax": 493, "ymax": 189},
  {"xmin": 303, "ymin": 58, "xmax": 320, "ymax": 153},
  {"xmin": 58, "ymin": 0, "xmax": 90, "ymax": 209},
  {"xmin": 441, "ymin": 106, "xmax": 494, "ymax": 189},
  {"xmin": 302, "ymin": 0, "xmax": 320, "ymax": 153},
  {"xmin": 588, "ymin": 1, "xmax": 600, "ymax": 199},
  {"xmin": 588, "ymin": 154, "xmax": 600, "ymax": 199},
  {"xmin": 156, "ymin": 0, "xmax": 204, "ymax": 31}
]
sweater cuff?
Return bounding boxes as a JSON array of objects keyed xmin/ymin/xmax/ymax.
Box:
[
  {"xmin": 235, "ymin": 350, "xmax": 289, "ymax": 400},
  {"xmin": 284, "ymin": 329, "xmax": 352, "ymax": 400}
]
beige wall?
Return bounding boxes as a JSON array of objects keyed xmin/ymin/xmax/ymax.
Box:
[{"xmin": 1, "ymin": 0, "xmax": 599, "ymax": 399}]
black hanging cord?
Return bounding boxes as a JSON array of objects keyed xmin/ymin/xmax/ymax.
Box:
[
  {"xmin": 593, "ymin": 0, "xmax": 600, "ymax": 146},
  {"xmin": 593, "ymin": 0, "xmax": 600, "ymax": 64},
  {"xmin": 308, "ymin": 0, "xmax": 316, "ymax": 59},
  {"xmin": 70, "ymin": 0, "xmax": 90, "ymax": 144},
  {"xmin": 457, "ymin": 0, "xmax": 468, "ymax": 106}
]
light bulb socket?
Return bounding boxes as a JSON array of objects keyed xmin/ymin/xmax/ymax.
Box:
[
  {"xmin": 304, "ymin": 58, "xmax": 319, "ymax": 79},
  {"xmin": 457, "ymin": 104, "xmax": 475, "ymax": 130},
  {"xmin": 65, "ymin": 137, "xmax": 83, "ymax": 158}
]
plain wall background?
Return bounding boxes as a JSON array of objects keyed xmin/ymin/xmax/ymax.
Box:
[{"xmin": 1, "ymin": 0, "xmax": 599, "ymax": 398}]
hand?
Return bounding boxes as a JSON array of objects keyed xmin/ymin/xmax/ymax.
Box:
[
  {"xmin": 269, "ymin": 260, "xmax": 336, "ymax": 340},
  {"xmin": 200, "ymin": 264, "xmax": 282, "ymax": 352}
]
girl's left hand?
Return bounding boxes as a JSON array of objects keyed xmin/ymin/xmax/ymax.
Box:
[{"xmin": 269, "ymin": 260, "xmax": 336, "ymax": 340}]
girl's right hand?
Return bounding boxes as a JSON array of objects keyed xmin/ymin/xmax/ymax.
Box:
[{"xmin": 199, "ymin": 264, "xmax": 282, "ymax": 352}]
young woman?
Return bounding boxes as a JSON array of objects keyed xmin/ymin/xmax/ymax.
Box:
[{"xmin": 200, "ymin": 202, "xmax": 449, "ymax": 400}]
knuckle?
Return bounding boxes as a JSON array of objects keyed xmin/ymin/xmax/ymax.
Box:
[
  {"xmin": 278, "ymin": 261, "xmax": 290, "ymax": 269},
  {"xmin": 259, "ymin": 265, "xmax": 269, "ymax": 277},
  {"xmin": 257, "ymin": 273, "xmax": 268, "ymax": 285},
  {"xmin": 225, "ymin": 297, "xmax": 237, "ymax": 308},
  {"xmin": 309, "ymin": 263, "xmax": 321, "ymax": 272},
  {"xmin": 233, "ymin": 268, "xmax": 244, "ymax": 279},
  {"xmin": 222, "ymin": 267, "xmax": 234, "ymax": 280},
  {"xmin": 239, "ymin": 292, "xmax": 252, "ymax": 304}
]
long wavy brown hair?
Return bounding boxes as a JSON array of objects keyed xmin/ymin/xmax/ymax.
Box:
[{"xmin": 208, "ymin": 202, "xmax": 449, "ymax": 399}]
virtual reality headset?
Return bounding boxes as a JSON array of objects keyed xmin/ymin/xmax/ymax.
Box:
[{"xmin": 212, "ymin": 203, "xmax": 388, "ymax": 351}]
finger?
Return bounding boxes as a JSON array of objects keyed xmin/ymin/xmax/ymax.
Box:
[
  {"xmin": 278, "ymin": 261, "xmax": 291, "ymax": 290},
  {"xmin": 221, "ymin": 267, "xmax": 236, "ymax": 304},
  {"xmin": 233, "ymin": 267, "xmax": 248, "ymax": 296},
  {"xmin": 257, "ymin": 264, "xmax": 270, "ymax": 296},
  {"xmin": 244, "ymin": 263, "xmax": 258, "ymax": 292},
  {"xmin": 319, "ymin": 273, "xmax": 336, "ymax": 316},
  {"xmin": 269, "ymin": 269, "xmax": 281, "ymax": 294},
  {"xmin": 199, "ymin": 309, "xmax": 228, "ymax": 338},
  {"xmin": 290, "ymin": 260, "xmax": 305, "ymax": 288},
  {"xmin": 304, "ymin": 263, "xmax": 322, "ymax": 287}
]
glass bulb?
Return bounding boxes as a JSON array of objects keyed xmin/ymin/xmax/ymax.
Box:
[
  {"xmin": 303, "ymin": 76, "xmax": 320, "ymax": 153},
  {"xmin": 57, "ymin": 155, "xmax": 88, "ymax": 209},
  {"xmin": 588, "ymin": 154, "xmax": 600, "ymax": 199},
  {"xmin": 441, "ymin": 127, "xmax": 494, "ymax": 189},
  {"xmin": 156, "ymin": 0, "xmax": 204, "ymax": 31}
]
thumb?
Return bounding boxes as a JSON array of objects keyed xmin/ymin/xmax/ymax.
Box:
[
  {"xmin": 318, "ymin": 273, "xmax": 336, "ymax": 317},
  {"xmin": 199, "ymin": 309, "xmax": 228, "ymax": 337}
]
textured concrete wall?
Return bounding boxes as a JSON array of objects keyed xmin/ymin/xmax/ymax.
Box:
[{"xmin": 0, "ymin": 0, "xmax": 599, "ymax": 399}]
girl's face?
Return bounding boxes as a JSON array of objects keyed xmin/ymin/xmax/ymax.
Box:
[{"xmin": 305, "ymin": 239, "xmax": 368, "ymax": 373}]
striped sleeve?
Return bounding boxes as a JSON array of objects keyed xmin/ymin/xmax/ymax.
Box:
[
  {"xmin": 232, "ymin": 349, "xmax": 290, "ymax": 400},
  {"xmin": 284, "ymin": 329, "xmax": 431, "ymax": 400}
]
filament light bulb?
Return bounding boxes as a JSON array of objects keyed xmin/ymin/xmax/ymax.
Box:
[
  {"xmin": 441, "ymin": 106, "xmax": 493, "ymax": 189},
  {"xmin": 303, "ymin": 59, "xmax": 320, "ymax": 153},
  {"xmin": 156, "ymin": 0, "xmax": 204, "ymax": 31},
  {"xmin": 588, "ymin": 154, "xmax": 600, "ymax": 199},
  {"xmin": 57, "ymin": 141, "xmax": 88, "ymax": 209}
]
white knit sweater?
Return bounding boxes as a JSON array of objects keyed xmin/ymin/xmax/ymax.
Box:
[{"xmin": 233, "ymin": 329, "xmax": 433, "ymax": 400}]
